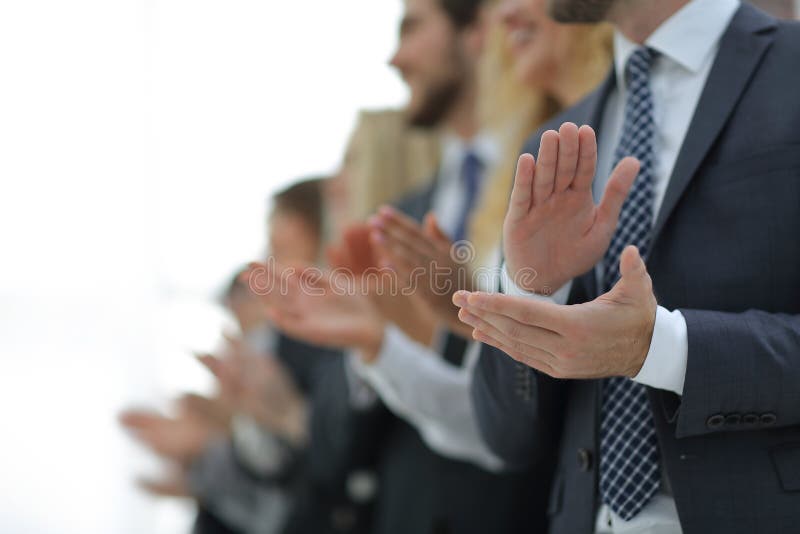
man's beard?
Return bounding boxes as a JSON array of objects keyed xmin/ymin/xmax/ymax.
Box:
[
  {"xmin": 546, "ymin": 0, "xmax": 616, "ymax": 22},
  {"xmin": 407, "ymin": 76, "xmax": 464, "ymax": 129}
]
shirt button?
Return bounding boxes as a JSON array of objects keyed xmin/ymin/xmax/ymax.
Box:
[
  {"xmin": 725, "ymin": 413, "xmax": 741, "ymax": 426},
  {"xmin": 760, "ymin": 413, "xmax": 777, "ymax": 426},
  {"xmin": 743, "ymin": 413, "xmax": 759, "ymax": 425},
  {"xmin": 706, "ymin": 414, "xmax": 725, "ymax": 429}
]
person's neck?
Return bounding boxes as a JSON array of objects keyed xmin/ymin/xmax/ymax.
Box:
[
  {"xmin": 608, "ymin": 0, "xmax": 691, "ymax": 44},
  {"xmin": 442, "ymin": 83, "xmax": 479, "ymax": 142},
  {"xmin": 551, "ymin": 77, "xmax": 589, "ymax": 109}
]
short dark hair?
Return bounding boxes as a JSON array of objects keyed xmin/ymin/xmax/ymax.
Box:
[
  {"xmin": 438, "ymin": 0, "xmax": 486, "ymax": 28},
  {"xmin": 271, "ymin": 177, "xmax": 326, "ymax": 239}
]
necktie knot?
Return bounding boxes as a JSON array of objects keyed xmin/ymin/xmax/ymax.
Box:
[{"xmin": 625, "ymin": 46, "xmax": 658, "ymax": 84}]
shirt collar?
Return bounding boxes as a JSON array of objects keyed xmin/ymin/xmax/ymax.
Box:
[
  {"xmin": 613, "ymin": 0, "xmax": 740, "ymax": 88},
  {"xmin": 440, "ymin": 131, "xmax": 500, "ymax": 184}
]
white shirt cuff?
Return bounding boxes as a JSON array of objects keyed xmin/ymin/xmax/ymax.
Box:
[
  {"xmin": 632, "ymin": 306, "xmax": 688, "ymax": 396},
  {"xmin": 500, "ymin": 262, "xmax": 572, "ymax": 305},
  {"xmin": 344, "ymin": 352, "xmax": 379, "ymax": 409}
]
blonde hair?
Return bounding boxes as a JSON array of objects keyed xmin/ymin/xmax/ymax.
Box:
[
  {"xmin": 469, "ymin": 17, "xmax": 613, "ymax": 267},
  {"xmin": 346, "ymin": 109, "xmax": 441, "ymax": 220}
]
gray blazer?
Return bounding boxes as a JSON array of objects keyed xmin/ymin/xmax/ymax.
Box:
[{"xmin": 472, "ymin": 5, "xmax": 800, "ymax": 533}]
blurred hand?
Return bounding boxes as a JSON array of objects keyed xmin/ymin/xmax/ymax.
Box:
[
  {"xmin": 326, "ymin": 223, "xmax": 378, "ymax": 276},
  {"xmin": 137, "ymin": 469, "xmax": 191, "ymax": 498},
  {"xmin": 369, "ymin": 207, "xmax": 473, "ymax": 339},
  {"xmin": 503, "ymin": 123, "xmax": 639, "ymax": 293},
  {"xmin": 454, "ymin": 246, "xmax": 657, "ymax": 379},
  {"xmin": 248, "ymin": 259, "xmax": 386, "ymax": 362},
  {"xmin": 328, "ymin": 223, "xmax": 438, "ymax": 346},
  {"xmin": 119, "ymin": 398, "xmax": 225, "ymax": 466},
  {"xmin": 197, "ymin": 336, "xmax": 309, "ymax": 445}
]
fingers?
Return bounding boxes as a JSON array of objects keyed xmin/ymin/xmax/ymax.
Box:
[
  {"xmin": 466, "ymin": 322, "xmax": 557, "ymax": 376},
  {"xmin": 573, "ymin": 125, "xmax": 598, "ymax": 191},
  {"xmin": 453, "ymin": 290, "xmax": 565, "ymax": 333},
  {"xmin": 195, "ymin": 353, "xmax": 222, "ymax": 377},
  {"xmin": 554, "ymin": 122, "xmax": 579, "ymax": 193},
  {"xmin": 422, "ymin": 212, "xmax": 451, "ymax": 248},
  {"xmin": 533, "ymin": 130, "xmax": 558, "ymax": 205},
  {"xmin": 459, "ymin": 306, "xmax": 558, "ymax": 359},
  {"xmin": 506, "ymin": 153, "xmax": 535, "ymax": 222},
  {"xmin": 596, "ymin": 156, "xmax": 640, "ymax": 237},
  {"xmin": 456, "ymin": 298, "xmax": 562, "ymax": 355},
  {"xmin": 138, "ymin": 476, "xmax": 190, "ymax": 498},
  {"xmin": 372, "ymin": 206, "xmax": 437, "ymax": 259},
  {"xmin": 342, "ymin": 224, "xmax": 376, "ymax": 273},
  {"xmin": 119, "ymin": 410, "xmax": 162, "ymax": 430}
]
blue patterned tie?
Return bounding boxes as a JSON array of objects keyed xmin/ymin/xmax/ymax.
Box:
[
  {"xmin": 452, "ymin": 150, "xmax": 483, "ymax": 243},
  {"xmin": 598, "ymin": 47, "xmax": 661, "ymax": 521}
]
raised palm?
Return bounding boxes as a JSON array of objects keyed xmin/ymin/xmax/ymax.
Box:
[{"xmin": 504, "ymin": 123, "xmax": 639, "ymax": 293}]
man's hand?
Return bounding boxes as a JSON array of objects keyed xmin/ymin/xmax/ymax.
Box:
[
  {"xmin": 454, "ymin": 246, "xmax": 657, "ymax": 379},
  {"xmin": 119, "ymin": 399, "xmax": 225, "ymax": 466},
  {"xmin": 504, "ymin": 122, "xmax": 639, "ymax": 293},
  {"xmin": 369, "ymin": 207, "xmax": 474, "ymax": 339},
  {"xmin": 249, "ymin": 259, "xmax": 386, "ymax": 362},
  {"xmin": 197, "ymin": 338, "xmax": 309, "ymax": 446}
]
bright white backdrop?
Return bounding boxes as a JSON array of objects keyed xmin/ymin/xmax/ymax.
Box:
[{"xmin": 0, "ymin": 1, "xmax": 405, "ymax": 532}]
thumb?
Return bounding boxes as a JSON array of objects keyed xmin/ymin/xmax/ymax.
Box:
[
  {"xmin": 423, "ymin": 212, "xmax": 450, "ymax": 244},
  {"xmin": 613, "ymin": 245, "xmax": 652, "ymax": 298}
]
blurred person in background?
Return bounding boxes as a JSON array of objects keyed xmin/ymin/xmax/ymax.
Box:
[
  {"xmin": 335, "ymin": 108, "xmax": 441, "ymax": 225},
  {"xmin": 248, "ymin": 0, "xmax": 606, "ymax": 532},
  {"xmin": 316, "ymin": 0, "xmax": 611, "ymax": 494},
  {"xmin": 122, "ymin": 179, "xmax": 375, "ymax": 534}
]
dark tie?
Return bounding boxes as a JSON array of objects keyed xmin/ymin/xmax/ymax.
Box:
[
  {"xmin": 598, "ymin": 47, "xmax": 661, "ymax": 521},
  {"xmin": 443, "ymin": 150, "xmax": 483, "ymax": 366},
  {"xmin": 451, "ymin": 150, "xmax": 483, "ymax": 243}
]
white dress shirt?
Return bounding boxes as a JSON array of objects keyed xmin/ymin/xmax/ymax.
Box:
[
  {"xmin": 503, "ymin": 0, "xmax": 741, "ymax": 532},
  {"xmin": 347, "ymin": 133, "xmax": 505, "ymax": 471}
]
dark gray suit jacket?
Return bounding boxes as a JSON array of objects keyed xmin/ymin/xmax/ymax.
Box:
[
  {"xmin": 472, "ymin": 5, "xmax": 800, "ymax": 533},
  {"xmin": 308, "ymin": 177, "xmax": 555, "ymax": 534}
]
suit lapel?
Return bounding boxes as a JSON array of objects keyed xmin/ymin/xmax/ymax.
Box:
[{"xmin": 649, "ymin": 4, "xmax": 777, "ymax": 249}]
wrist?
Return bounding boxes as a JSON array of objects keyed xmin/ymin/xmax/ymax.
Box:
[
  {"xmin": 280, "ymin": 398, "xmax": 309, "ymax": 447},
  {"xmin": 505, "ymin": 261, "xmax": 565, "ymax": 295},
  {"xmin": 358, "ymin": 321, "xmax": 385, "ymax": 364},
  {"xmin": 625, "ymin": 305, "xmax": 657, "ymax": 378}
]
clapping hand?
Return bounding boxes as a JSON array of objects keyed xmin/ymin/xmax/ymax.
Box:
[
  {"xmin": 454, "ymin": 246, "xmax": 657, "ymax": 379},
  {"xmin": 369, "ymin": 207, "xmax": 473, "ymax": 338},
  {"xmin": 503, "ymin": 122, "xmax": 639, "ymax": 293},
  {"xmin": 197, "ymin": 335, "xmax": 308, "ymax": 445}
]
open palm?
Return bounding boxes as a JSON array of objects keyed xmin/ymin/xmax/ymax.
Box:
[{"xmin": 504, "ymin": 123, "xmax": 639, "ymax": 293}]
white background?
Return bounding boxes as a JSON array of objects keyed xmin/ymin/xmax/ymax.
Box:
[{"xmin": 0, "ymin": 1, "xmax": 405, "ymax": 532}]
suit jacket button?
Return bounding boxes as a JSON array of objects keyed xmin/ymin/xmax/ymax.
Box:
[
  {"xmin": 577, "ymin": 448, "xmax": 593, "ymax": 472},
  {"xmin": 707, "ymin": 414, "xmax": 725, "ymax": 429},
  {"xmin": 760, "ymin": 413, "xmax": 777, "ymax": 426},
  {"xmin": 725, "ymin": 414, "xmax": 741, "ymax": 426},
  {"xmin": 743, "ymin": 413, "xmax": 759, "ymax": 425}
]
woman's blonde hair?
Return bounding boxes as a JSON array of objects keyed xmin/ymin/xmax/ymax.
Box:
[
  {"xmin": 469, "ymin": 16, "xmax": 613, "ymax": 267},
  {"xmin": 346, "ymin": 109, "xmax": 441, "ymax": 221}
]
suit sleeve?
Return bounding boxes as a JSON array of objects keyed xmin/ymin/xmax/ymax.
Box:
[
  {"xmin": 471, "ymin": 343, "xmax": 565, "ymax": 470},
  {"xmin": 306, "ymin": 355, "xmax": 390, "ymax": 487},
  {"xmin": 674, "ymin": 309, "xmax": 800, "ymax": 438}
]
